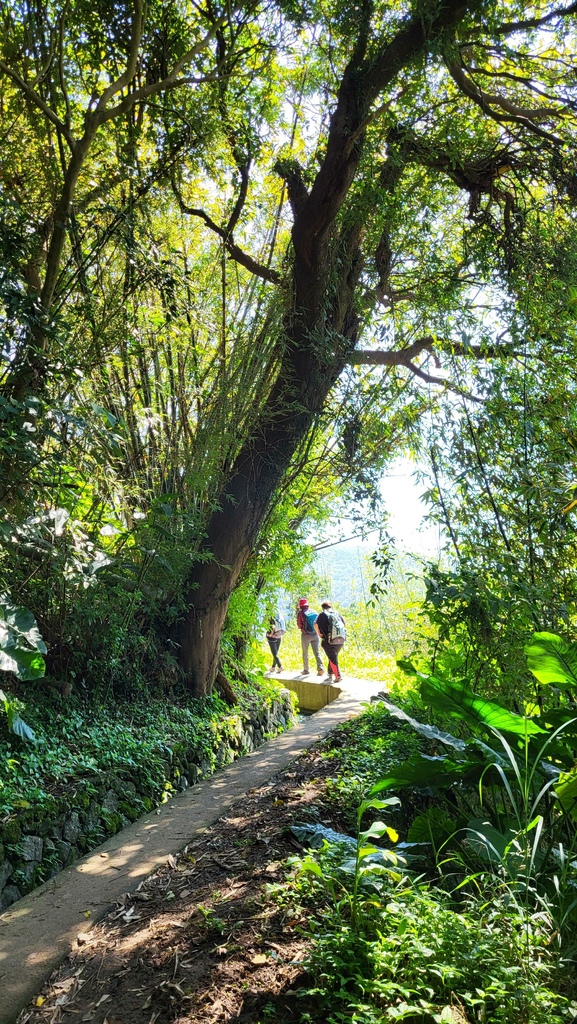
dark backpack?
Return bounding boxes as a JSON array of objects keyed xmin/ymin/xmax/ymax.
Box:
[
  {"xmin": 304, "ymin": 610, "xmax": 317, "ymax": 634},
  {"xmin": 327, "ymin": 611, "xmax": 346, "ymax": 644}
]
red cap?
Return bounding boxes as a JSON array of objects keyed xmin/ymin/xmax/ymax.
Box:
[{"xmin": 298, "ymin": 598, "xmax": 308, "ymax": 608}]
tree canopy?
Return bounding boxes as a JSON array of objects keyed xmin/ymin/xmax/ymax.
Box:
[{"xmin": 2, "ymin": 0, "xmax": 577, "ymax": 695}]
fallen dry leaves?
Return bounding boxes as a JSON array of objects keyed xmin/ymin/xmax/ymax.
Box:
[{"xmin": 17, "ymin": 755, "xmax": 336, "ymax": 1024}]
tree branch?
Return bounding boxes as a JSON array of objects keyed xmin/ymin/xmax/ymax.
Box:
[
  {"xmin": 96, "ymin": 70, "xmax": 224, "ymax": 123},
  {"xmin": 351, "ymin": 338, "xmax": 438, "ymax": 365},
  {"xmin": 291, "ymin": 0, "xmax": 480, "ymax": 269},
  {"xmin": 57, "ymin": 1, "xmax": 73, "ymax": 131},
  {"xmin": 493, "ymin": 1, "xmax": 577, "ymax": 36},
  {"xmin": 404, "ymin": 360, "xmax": 483, "ymax": 402},
  {"xmin": 27, "ymin": 3, "xmax": 237, "ymax": 310},
  {"xmin": 41, "ymin": 133, "xmax": 96, "ymax": 307},
  {"xmin": 226, "ymin": 159, "xmax": 250, "ymax": 236},
  {"xmin": 369, "ymin": 152, "xmax": 408, "ymax": 306},
  {"xmin": 350, "ymin": 337, "xmax": 493, "ymax": 400},
  {"xmin": 447, "ymin": 59, "xmax": 564, "ymax": 143},
  {"xmin": 95, "ymin": 9, "xmax": 232, "ymax": 122},
  {"xmin": 95, "ymin": 0, "xmax": 145, "ymax": 110},
  {"xmin": 172, "ymin": 183, "xmax": 280, "ymax": 284},
  {"xmin": 274, "ymin": 159, "xmax": 310, "ymax": 219},
  {"xmin": 350, "ymin": 337, "xmax": 517, "ymax": 366},
  {"xmin": 0, "ymin": 59, "xmax": 76, "ymax": 151},
  {"xmin": 458, "ymin": 60, "xmax": 566, "ymax": 120}
]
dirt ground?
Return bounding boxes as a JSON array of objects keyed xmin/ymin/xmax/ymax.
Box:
[{"xmin": 17, "ymin": 744, "xmax": 346, "ymax": 1024}]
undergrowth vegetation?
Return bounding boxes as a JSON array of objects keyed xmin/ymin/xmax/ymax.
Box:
[
  {"xmin": 267, "ymin": 629, "xmax": 577, "ymax": 1023},
  {"xmin": 293, "ymin": 855, "xmax": 570, "ymax": 1023},
  {"xmin": 0, "ymin": 678, "xmax": 291, "ymax": 822},
  {"xmin": 322, "ymin": 704, "xmax": 424, "ymax": 829}
]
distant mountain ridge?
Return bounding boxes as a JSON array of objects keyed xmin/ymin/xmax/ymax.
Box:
[
  {"xmin": 314, "ymin": 544, "xmax": 373, "ymax": 606},
  {"xmin": 314, "ymin": 544, "xmax": 423, "ymax": 605}
]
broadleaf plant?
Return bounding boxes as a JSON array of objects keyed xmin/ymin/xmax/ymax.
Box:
[
  {"xmin": 418, "ymin": 673, "xmax": 545, "ymax": 737},
  {"xmin": 525, "ymin": 632, "xmax": 577, "ymax": 689},
  {"xmin": 371, "ymin": 631, "xmax": 577, "ymax": 936},
  {"xmin": 0, "ymin": 594, "xmax": 47, "ymax": 681},
  {"xmin": 0, "ymin": 689, "xmax": 36, "ymax": 743}
]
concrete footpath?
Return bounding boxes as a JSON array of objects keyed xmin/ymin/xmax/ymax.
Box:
[{"xmin": 0, "ymin": 675, "xmax": 382, "ymax": 1024}]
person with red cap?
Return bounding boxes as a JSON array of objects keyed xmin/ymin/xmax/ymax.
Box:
[{"xmin": 296, "ymin": 598, "xmax": 324, "ymax": 676}]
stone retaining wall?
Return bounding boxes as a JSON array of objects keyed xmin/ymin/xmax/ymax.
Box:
[{"xmin": 0, "ymin": 690, "xmax": 295, "ymax": 912}]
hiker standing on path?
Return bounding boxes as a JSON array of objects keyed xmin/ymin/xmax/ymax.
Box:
[
  {"xmin": 315, "ymin": 600, "xmax": 346, "ymax": 683},
  {"xmin": 266, "ymin": 614, "xmax": 286, "ymax": 673},
  {"xmin": 296, "ymin": 598, "xmax": 324, "ymax": 676}
]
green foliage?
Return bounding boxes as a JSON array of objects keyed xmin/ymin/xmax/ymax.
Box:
[
  {"xmin": 368, "ymin": 633, "xmax": 577, "ymax": 947},
  {"xmin": 296, "ymin": 791, "xmax": 401, "ymax": 932},
  {"xmin": 525, "ymin": 633, "xmax": 577, "ymax": 689},
  {"xmin": 0, "ymin": 594, "xmax": 46, "ymax": 681},
  {"xmin": 288, "ymin": 791, "xmax": 571, "ymax": 1024},
  {"xmin": 322, "ymin": 703, "xmax": 423, "ymax": 827},
  {"xmin": 301, "ymin": 877, "xmax": 569, "ymax": 1024},
  {"xmin": 277, "ymin": 695, "xmax": 577, "ymax": 1022},
  {"xmin": 418, "ymin": 340, "xmax": 577, "ymax": 707},
  {"xmin": 417, "ymin": 672, "xmax": 545, "ymax": 737},
  {"xmin": 0, "ymin": 676, "xmax": 289, "ymax": 821},
  {"xmin": 2, "ymin": 0, "xmax": 577, "ymax": 704},
  {"xmin": 413, "ymin": 563, "xmax": 539, "ymax": 705}
]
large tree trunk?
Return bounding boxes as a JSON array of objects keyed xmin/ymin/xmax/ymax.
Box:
[
  {"xmin": 178, "ymin": 298, "xmax": 361, "ymax": 693},
  {"xmin": 177, "ymin": 0, "xmax": 477, "ymax": 695}
]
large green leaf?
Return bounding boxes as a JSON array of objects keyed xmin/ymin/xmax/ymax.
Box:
[
  {"xmin": 9, "ymin": 714, "xmax": 37, "ymax": 743},
  {"xmin": 555, "ymin": 767, "xmax": 577, "ymax": 820},
  {"xmin": 0, "ymin": 594, "xmax": 47, "ymax": 680},
  {"xmin": 407, "ymin": 808, "xmax": 457, "ymax": 846},
  {"xmin": 377, "ymin": 696, "xmax": 508, "ymax": 767},
  {"xmin": 466, "ymin": 819, "xmax": 517, "ymax": 865},
  {"xmin": 420, "ymin": 674, "xmax": 544, "ymax": 736},
  {"xmin": 0, "ymin": 647, "xmax": 46, "ymax": 681},
  {"xmin": 7, "ymin": 604, "xmax": 36, "ymax": 633},
  {"xmin": 525, "ymin": 632, "xmax": 577, "ymax": 689},
  {"xmin": 369, "ymin": 754, "xmax": 486, "ymax": 794},
  {"xmin": 0, "ymin": 689, "xmax": 37, "ymax": 743}
]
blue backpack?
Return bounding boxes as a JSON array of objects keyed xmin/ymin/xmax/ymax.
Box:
[{"xmin": 304, "ymin": 610, "xmax": 317, "ymax": 634}]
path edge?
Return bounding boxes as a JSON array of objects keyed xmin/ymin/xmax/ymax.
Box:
[{"xmin": 1, "ymin": 680, "xmax": 379, "ymax": 1024}]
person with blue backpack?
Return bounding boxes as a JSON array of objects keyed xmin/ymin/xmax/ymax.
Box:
[
  {"xmin": 315, "ymin": 600, "xmax": 346, "ymax": 683},
  {"xmin": 296, "ymin": 598, "xmax": 324, "ymax": 676}
]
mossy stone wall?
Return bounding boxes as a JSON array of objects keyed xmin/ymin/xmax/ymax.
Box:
[{"xmin": 0, "ymin": 690, "xmax": 295, "ymax": 912}]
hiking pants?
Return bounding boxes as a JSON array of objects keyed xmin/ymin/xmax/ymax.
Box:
[
  {"xmin": 321, "ymin": 640, "xmax": 343, "ymax": 680},
  {"xmin": 301, "ymin": 632, "xmax": 323, "ymax": 672},
  {"xmin": 267, "ymin": 637, "xmax": 282, "ymax": 669}
]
